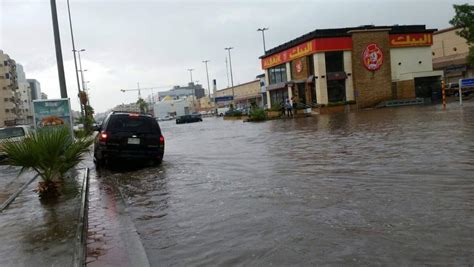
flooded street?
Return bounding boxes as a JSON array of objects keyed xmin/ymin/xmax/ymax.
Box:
[{"xmin": 101, "ymin": 103, "xmax": 474, "ymax": 265}]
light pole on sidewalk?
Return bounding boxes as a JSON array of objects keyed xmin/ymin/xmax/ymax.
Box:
[
  {"xmin": 50, "ymin": 0, "xmax": 68, "ymax": 98},
  {"xmin": 66, "ymin": 0, "xmax": 83, "ymax": 117},
  {"xmin": 257, "ymin": 27, "xmax": 269, "ymax": 54},
  {"xmin": 202, "ymin": 60, "xmax": 211, "ymax": 97}
]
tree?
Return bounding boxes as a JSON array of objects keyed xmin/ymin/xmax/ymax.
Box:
[
  {"xmin": 450, "ymin": 4, "xmax": 474, "ymax": 66},
  {"xmin": 136, "ymin": 98, "xmax": 148, "ymax": 113}
]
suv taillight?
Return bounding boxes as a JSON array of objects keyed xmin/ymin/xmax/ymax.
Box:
[
  {"xmin": 159, "ymin": 135, "xmax": 164, "ymax": 144},
  {"xmin": 99, "ymin": 131, "xmax": 108, "ymax": 142}
]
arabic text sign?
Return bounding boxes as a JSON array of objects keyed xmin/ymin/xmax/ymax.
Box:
[
  {"xmin": 261, "ymin": 37, "xmax": 352, "ymax": 69},
  {"xmin": 33, "ymin": 99, "xmax": 73, "ymax": 132},
  {"xmin": 389, "ymin": 33, "xmax": 433, "ymax": 47},
  {"xmin": 460, "ymin": 78, "xmax": 474, "ymax": 88}
]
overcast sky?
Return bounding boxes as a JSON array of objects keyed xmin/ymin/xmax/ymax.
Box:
[{"xmin": 0, "ymin": 0, "xmax": 466, "ymax": 113}]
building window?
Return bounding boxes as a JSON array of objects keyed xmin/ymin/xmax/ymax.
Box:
[
  {"xmin": 325, "ymin": 51, "xmax": 344, "ymax": 73},
  {"xmin": 453, "ymin": 47, "xmax": 457, "ymax": 52},
  {"xmin": 432, "ymin": 52, "xmax": 435, "ymax": 56},
  {"xmin": 268, "ymin": 64, "xmax": 287, "ymax": 84},
  {"xmin": 4, "ymin": 98, "xmax": 8, "ymax": 102},
  {"xmin": 5, "ymin": 73, "xmax": 10, "ymax": 79}
]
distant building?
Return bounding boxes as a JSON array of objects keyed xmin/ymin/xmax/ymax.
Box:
[
  {"xmin": 214, "ymin": 80, "xmax": 262, "ymax": 108},
  {"xmin": 153, "ymin": 96, "xmax": 197, "ymax": 118},
  {"xmin": 15, "ymin": 64, "xmax": 33, "ymax": 124},
  {"xmin": 27, "ymin": 79, "xmax": 41, "ymax": 100},
  {"xmin": 112, "ymin": 103, "xmax": 140, "ymax": 113},
  {"xmin": 432, "ymin": 27, "xmax": 473, "ymax": 84},
  {"xmin": 158, "ymin": 82, "xmax": 205, "ymax": 101},
  {"xmin": 0, "ymin": 50, "xmax": 18, "ymax": 127},
  {"xmin": 41, "ymin": 92, "xmax": 48, "ymax": 99}
]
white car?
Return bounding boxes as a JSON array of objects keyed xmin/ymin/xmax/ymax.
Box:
[{"xmin": 0, "ymin": 125, "xmax": 34, "ymax": 159}]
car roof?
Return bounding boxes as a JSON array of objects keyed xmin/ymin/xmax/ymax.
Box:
[{"xmin": 109, "ymin": 111, "xmax": 153, "ymax": 117}]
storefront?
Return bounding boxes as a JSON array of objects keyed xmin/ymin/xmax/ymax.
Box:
[{"xmin": 261, "ymin": 25, "xmax": 443, "ymax": 109}]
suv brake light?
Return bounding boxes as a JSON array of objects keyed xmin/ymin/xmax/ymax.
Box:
[
  {"xmin": 160, "ymin": 135, "xmax": 164, "ymax": 143},
  {"xmin": 99, "ymin": 131, "xmax": 108, "ymax": 142}
]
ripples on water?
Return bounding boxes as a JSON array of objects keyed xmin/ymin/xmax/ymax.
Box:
[{"xmin": 107, "ymin": 103, "xmax": 474, "ymax": 265}]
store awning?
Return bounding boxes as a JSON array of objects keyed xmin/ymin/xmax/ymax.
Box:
[{"xmin": 267, "ymin": 82, "xmax": 287, "ymax": 91}]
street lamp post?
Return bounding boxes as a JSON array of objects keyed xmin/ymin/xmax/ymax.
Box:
[
  {"xmin": 187, "ymin": 68, "xmax": 194, "ymax": 84},
  {"xmin": 76, "ymin": 49, "xmax": 87, "ymax": 93},
  {"xmin": 225, "ymin": 47, "xmax": 234, "ymax": 103},
  {"xmin": 202, "ymin": 60, "xmax": 211, "ymax": 97},
  {"xmin": 66, "ymin": 0, "xmax": 83, "ymax": 117},
  {"xmin": 50, "ymin": 0, "xmax": 67, "ymax": 98},
  {"xmin": 257, "ymin": 27, "xmax": 269, "ymax": 54}
]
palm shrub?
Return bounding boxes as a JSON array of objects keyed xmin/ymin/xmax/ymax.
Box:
[{"xmin": 1, "ymin": 126, "xmax": 93, "ymax": 198}]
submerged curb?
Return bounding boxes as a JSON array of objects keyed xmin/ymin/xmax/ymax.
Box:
[
  {"xmin": 0, "ymin": 173, "xmax": 39, "ymax": 212},
  {"xmin": 73, "ymin": 168, "xmax": 90, "ymax": 267}
]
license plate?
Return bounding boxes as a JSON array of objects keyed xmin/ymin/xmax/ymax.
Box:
[{"xmin": 127, "ymin": 138, "xmax": 140, "ymax": 145}]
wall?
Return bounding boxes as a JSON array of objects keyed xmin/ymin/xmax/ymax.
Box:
[
  {"xmin": 395, "ymin": 80, "xmax": 416, "ymax": 99},
  {"xmin": 313, "ymin": 53, "xmax": 328, "ymax": 104},
  {"xmin": 215, "ymin": 80, "xmax": 260, "ymax": 100},
  {"xmin": 391, "ymin": 47, "xmax": 434, "ymax": 81},
  {"xmin": 432, "ymin": 28, "xmax": 469, "ymax": 59},
  {"xmin": 351, "ymin": 30, "xmax": 393, "ymax": 108}
]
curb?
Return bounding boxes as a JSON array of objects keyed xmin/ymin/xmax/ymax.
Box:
[
  {"xmin": 0, "ymin": 173, "xmax": 39, "ymax": 212},
  {"xmin": 110, "ymin": 176, "xmax": 151, "ymax": 267},
  {"xmin": 73, "ymin": 168, "xmax": 89, "ymax": 267}
]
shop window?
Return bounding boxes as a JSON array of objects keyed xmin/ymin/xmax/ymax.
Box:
[
  {"xmin": 270, "ymin": 88, "xmax": 288, "ymax": 107},
  {"xmin": 325, "ymin": 51, "xmax": 344, "ymax": 73},
  {"xmin": 268, "ymin": 64, "xmax": 287, "ymax": 84}
]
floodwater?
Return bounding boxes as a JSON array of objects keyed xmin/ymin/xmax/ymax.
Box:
[{"xmin": 102, "ymin": 102, "xmax": 474, "ymax": 266}]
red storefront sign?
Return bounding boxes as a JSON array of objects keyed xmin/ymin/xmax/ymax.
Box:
[
  {"xmin": 362, "ymin": 43, "xmax": 384, "ymax": 71},
  {"xmin": 262, "ymin": 37, "xmax": 352, "ymax": 69},
  {"xmin": 389, "ymin": 33, "xmax": 433, "ymax": 47}
]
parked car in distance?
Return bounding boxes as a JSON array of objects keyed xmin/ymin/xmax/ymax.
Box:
[
  {"xmin": 176, "ymin": 113, "xmax": 203, "ymax": 124},
  {"xmin": 93, "ymin": 111, "xmax": 165, "ymax": 166},
  {"xmin": 216, "ymin": 107, "xmax": 230, "ymax": 116},
  {"xmin": 0, "ymin": 125, "xmax": 34, "ymax": 159}
]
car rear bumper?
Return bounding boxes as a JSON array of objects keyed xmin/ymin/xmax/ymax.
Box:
[{"xmin": 98, "ymin": 147, "xmax": 164, "ymax": 160}]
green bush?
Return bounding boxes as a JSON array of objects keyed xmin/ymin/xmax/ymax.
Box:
[
  {"xmin": 249, "ymin": 108, "xmax": 267, "ymax": 121},
  {"xmin": 225, "ymin": 110, "xmax": 243, "ymax": 117},
  {"xmin": 2, "ymin": 127, "xmax": 93, "ymax": 198}
]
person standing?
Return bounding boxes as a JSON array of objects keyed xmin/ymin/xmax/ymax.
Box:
[{"xmin": 285, "ymin": 98, "xmax": 293, "ymax": 117}]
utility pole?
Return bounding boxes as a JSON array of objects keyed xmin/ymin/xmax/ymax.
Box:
[
  {"xmin": 187, "ymin": 68, "xmax": 194, "ymax": 84},
  {"xmin": 225, "ymin": 57, "xmax": 230, "ymax": 88},
  {"xmin": 50, "ymin": 0, "xmax": 68, "ymax": 98},
  {"xmin": 257, "ymin": 27, "xmax": 269, "ymax": 54},
  {"xmin": 66, "ymin": 0, "xmax": 83, "ymax": 117},
  {"xmin": 225, "ymin": 47, "xmax": 235, "ymax": 102},
  {"xmin": 76, "ymin": 49, "xmax": 87, "ymax": 94},
  {"xmin": 202, "ymin": 60, "xmax": 211, "ymax": 97}
]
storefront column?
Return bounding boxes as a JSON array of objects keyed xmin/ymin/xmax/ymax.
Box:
[
  {"xmin": 313, "ymin": 53, "xmax": 328, "ymax": 104},
  {"xmin": 343, "ymin": 51, "xmax": 355, "ymax": 101},
  {"xmin": 265, "ymin": 69, "xmax": 272, "ymax": 109},
  {"xmin": 288, "ymin": 85, "xmax": 293, "ymax": 103}
]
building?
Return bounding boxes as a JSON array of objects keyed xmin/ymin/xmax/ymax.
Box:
[
  {"xmin": 432, "ymin": 27, "xmax": 473, "ymax": 84},
  {"xmin": 157, "ymin": 82, "xmax": 205, "ymax": 101},
  {"xmin": 27, "ymin": 79, "xmax": 42, "ymax": 100},
  {"xmin": 153, "ymin": 96, "xmax": 197, "ymax": 118},
  {"xmin": 0, "ymin": 50, "xmax": 18, "ymax": 127},
  {"xmin": 15, "ymin": 64, "xmax": 33, "ymax": 124},
  {"xmin": 40, "ymin": 92, "xmax": 48, "ymax": 99},
  {"xmin": 112, "ymin": 103, "xmax": 141, "ymax": 113},
  {"xmin": 260, "ymin": 25, "xmax": 443, "ymax": 109},
  {"xmin": 214, "ymin": 79, "xmax": 263, "ymax": 108}
]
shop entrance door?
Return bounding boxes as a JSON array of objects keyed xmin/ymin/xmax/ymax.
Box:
[{"xmin": 297, "ymin": 83, "xmax": 306, "ymax": 104}]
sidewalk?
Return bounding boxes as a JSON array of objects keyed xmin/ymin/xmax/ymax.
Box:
[
  {"xmin": 82, "ymin": 157, "xmax": 150, "ymax": 267},
  {"xmin": 0, "ymin": 168, "xmax": 87, "ymax": 266}
]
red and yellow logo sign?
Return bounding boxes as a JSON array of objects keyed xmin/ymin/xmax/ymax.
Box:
[
  {"xmin": 362, "ymin": 43, "xmax": 384, "ymax": 71},
  {"xmin": 389, "ymin": 33, "xmax": 432, "ymax": 47}
]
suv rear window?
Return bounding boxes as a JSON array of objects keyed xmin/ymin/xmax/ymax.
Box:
[
  {"xmin": 107, "ymin": 115, "xmax": 161, "ymax": 134},
  {"xmin": 0, "ymin": 127, "xmax": 25, "ymax": 139}
]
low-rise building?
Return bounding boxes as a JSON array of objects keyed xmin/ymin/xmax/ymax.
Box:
[
  {"xmin": 260, "ymin": 25, "xmax": 443, "ymax": 109},
  {"xmin": 153, "ymin": 96, "xmax": 197, "ymax": 118},
  {"xmin": 214, "ymin": 80, "xmax": 262, "ymax": 109},
  {"xmin": 27, "ymin": 79, "xmax": 41, "ymax": 100},
  {"xmin": 432, "ymin": 27, "xmax": 473, "ymax": 84}
]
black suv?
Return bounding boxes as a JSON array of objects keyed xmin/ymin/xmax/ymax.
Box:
[{"xmin": 94, "ymin": 112, "xmax": 164, "ymax": 165}]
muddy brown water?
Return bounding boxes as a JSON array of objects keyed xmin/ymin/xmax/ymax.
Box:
[{"xmin": 101, "ymin": 103, "xmax": 474, "ymax": 266}]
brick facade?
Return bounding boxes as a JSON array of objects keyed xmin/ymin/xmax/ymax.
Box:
[
  {"xmin": 395, "ymin": 80, "xmax": 416, "ymax": 99},
  {"xmin": 351, "ymin": 30, "xmax": 393, "ymax": 108}
]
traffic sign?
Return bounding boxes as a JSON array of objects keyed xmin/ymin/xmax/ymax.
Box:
[{"xmin": 460, "ymin": 78, "xmax": 474, "ymax": 88}]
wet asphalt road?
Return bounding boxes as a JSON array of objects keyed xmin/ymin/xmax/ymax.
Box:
[{"xmin": 99, "ymin": 102, "xmax": 474, "ymax": 266}]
